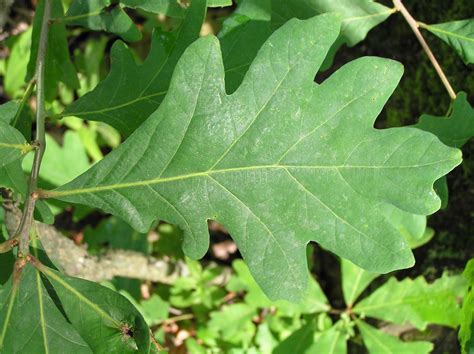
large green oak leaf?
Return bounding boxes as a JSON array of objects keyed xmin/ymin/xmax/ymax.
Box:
[{"xmin": 44, "ymin": 15, "xmax": 461, "ymax": 301}]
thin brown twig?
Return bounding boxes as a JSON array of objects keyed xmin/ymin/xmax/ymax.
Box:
[{"xmin": 393, "ymin": 0, "xmax": 456, "ymax": 100}]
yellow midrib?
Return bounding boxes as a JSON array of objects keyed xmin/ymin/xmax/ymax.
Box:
[{"xmin": 45, "ymin": 158, "xmax": 457, "ymax": 199}]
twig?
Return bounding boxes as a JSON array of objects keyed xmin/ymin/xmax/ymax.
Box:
[
  {"xmin": 393, "ymin": 0, "xmax": 456, "ymax": 100},
  {"xmin": 16, "ymin": 0, "xmax": 51, "ymax": 255}
]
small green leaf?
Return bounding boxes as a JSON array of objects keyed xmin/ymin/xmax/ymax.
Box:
[
  {"xmin": 415, "ymin": 91, "xmax": 474, "ymax": 207},
  {"xmin": 341, "ymin": 258, "xmax": 379, "ymax": 307},
  {"xmin": 208, "ymin": 303, "xmax": 257, "ymax": 343},
  {"xmin": 420, "ymin": 19, "xmax": 474, "ymax": 65},
  {"xmin": 415, "ymin": 92, "xmax": 474, "ymax": 148},
  {"xmin": 48, "ymin": 15, "xmax": 461, "ymax": 301},
  {"xmin": 381, "ymin": 204, "xmax": 434, "ymax": 249},
  {"xmin": 33, "ymin": 259, "xmax": 152, "ymax": 353},
  {"xmin": 460, "ymin": 259, "xmax": 474, "ymax": 354},
  {"xmin": 121, "ymin": 0, "xmax": 186, "ymax": 18},
  {"xmin": 273, "ymin": 319, "xmax": 317, "ymax": 354},
  {"xmin": 313, "ymin": 324, "xmax": 347, "ymax": 354},
  {"xmin": 4, "ymin": 29, "xmax": 32, "ymax": 99},
  {"xmin": 227, "ymin": 259, "xmax": 329, "ymax": 313},
  {"xmin": 0, "ymin": 121, "xmax": 32, "ymax": 167},
  {"xmin": 65, "ymin": 0, "xmax": 142, "ymax": 42},
  {"xmin": 357, "ymin": 320, "xmax": 433, "ymax": 354},
  {"xmin": 354, "ymin": 274, "xmax": 468, "ymax": 330},
  {"xmin": 64, "ymin": 0, "xmax": 207, "ymax": 136}
]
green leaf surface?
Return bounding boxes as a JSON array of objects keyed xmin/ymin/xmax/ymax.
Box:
[
  {"xmin": 33, "ymin": 260, "xmax": 151, "ymax": 353},
  {"xmin": 0, "ymin": 100, "xmax": 32, "ymax": 140},
  {"xmin": 357, "ymin": 321, "xmax": 433, "ymax": 354},
  {"xmin": 219, "ymin": 0, "xmax": 394, "ymax": 93},
  {"xmin": 460, "ymin": 259, "xmax": 474, "ymax": 354},
  {"xmin": 4, "ymin": 29, "xmax": 31, "ymax": 99},
  {"xmin": 64, "ymin": 0, "xmax": 207, "ymax": 136},
  {"xmin": 313, "ymin": 325, "xmax": 347, "ymax": 354},
  {"xmin": 208, "ymin": 0, "xmax": 233, "ymax": 7},
  {"xmin": 421, "ymin": 19, "xmax": 474, "ymax": 65},
  {"xmin": 48, "ymin": 15, "xmax": 460, "ymax": 301},
  {"xmin": 0, "ymin": 262, "xmax": 91, "ymax": 354},
  {"xmin": 65, "ymin": 0, "xmax": 142, "ymax": 42},
  {"xmin": 381, "ymin": 204, "xmax": 434, "ymax": 249},
  {"xmin": 341, "ymin": 258, "xmax": 379, "ymax": 307},
  {"xmin": 354, "ymin": 274, "xmax": 467, "ymax": 330},
  {"xmin": 227, "ymin": 259, "xmax": 329, "ymax": 314},
  {"xmin": 84, "ymin": 216, "xmax": 148, "ymax": 253},
  {"xmin": 208, "ymin": 303, "xmax": 257, "ymax": 342},
  {"xmin": 27, "ymin": 0, "xmax": 79, "ymax": 101},
  {"xmin": 415, "ymin": 92, "xmax": 474, "ymax": 148},
  {"xmin": 415, "ymin": 91, "xmax": 474, "ymax": 207},
  {"xmin": 23, "ymin": 131, "xmax": 91, "ymax": 187},
  {"xmin": 273, "ymin": 319, "xmax": 318, "ymax": 354},
  {"xmin": 0, "ymin": 121, "xmax": 31, "ymax": 168},
  {"xmin": 121, "ymin": 0, "xmax": 186, "ymax": 18}
]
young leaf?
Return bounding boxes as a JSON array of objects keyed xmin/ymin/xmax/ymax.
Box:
[
  {"xmin": 65, "ymin": 0, "xmax": 142, "ymax": 42},
  {"xmin": 220, "ymin": 0, "xmax": 394, "ymax": 92},
  {"xmin": 208, "ymin": 303, "xmax": 257, "ymax": 343},
  {"xmin": 420, "ymin": 19, "xmax": 474, "ymax": 65},
  {"xmin": 0, "ymin": 121, "xmax": 32, "ymax": 167},
  {"xmin": 341, "ymin": 258, "xmax": 379, "ymax": 308},
  {"xmin": 313, "ymin": 325, "xmax": 347, "ymax": 354},
  {"xmin": 380, "ymin": 204, "xmax": 434, "ymax": 249},
  {"xmin": 4, "ymin": 29, "xmax": 32, "ymax": 99},
  {"xmin": 415, "ymin": 92, "xmax": 474, "ymax": 149},
  {"xmin": 273, "ymin": 320, "xmax": 318, "ymax": 354},
  {"xmin": 415, "ymin": 91, "xmax": 474, "ymax": 207},
  {"xmin": 459, "ymin": 259, "xmax": 474, "ymax": 354},
  {"xmin": 353, "ymin": 274, "xmax": 468, "ymax": 330},
  {"xmin": 31, "ymin": 258, "xmax": 152, "ymax": 353},
  {"xmin": 227, "ymin": 260, "xmax": 329, "ymax": 313},
  {"xmin": 45, "ymin": 15, "xmax": 461, "ymax": 301},
  {"xmin": 0, "ymin": 261, "xmax": 91, "ymax": 353},
  {"xmin": 63, "ymin": 0, "xmax": 207, "ymax": 136},
  {"xmin": 357, "ymin": 321, "xmax": 433, "ymax": 354},
  {"xmin": 27, "ymin": 0, "xmax": 79, "ymax": 101}
]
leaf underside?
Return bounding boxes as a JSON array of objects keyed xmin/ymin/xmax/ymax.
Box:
[{"xmin": 48, "ymin": 15, "xmax": 461, "ymax": 301}]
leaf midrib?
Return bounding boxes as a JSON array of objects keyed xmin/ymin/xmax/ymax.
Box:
[{"xmin": 47, "ymin": 159, "xmax": 456, "ymax": 198}]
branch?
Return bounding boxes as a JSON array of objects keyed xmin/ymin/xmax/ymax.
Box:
[
  {"xmin": 4, "ymin": 202, "xmax": 231, "ymax": 284},
  {"xmin": 16, "ymin": 0, "xmax": 51, "ymax": 255},
  {"xmin": 393, "ymin": 0, "xmax": 456, "ymax": 100}
]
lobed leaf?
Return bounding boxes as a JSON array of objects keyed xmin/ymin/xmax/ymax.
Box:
[
  {"xmin": 354, "ymin": 273, "xmax": 468, "ymax": 330},
  {"xmin": 420, "ymin": 19, "xmax": 474, "ymax": 65},
  {"xmin": 45, "ymin": 15, "xmax": 461, "ymax": 301},
  {"xmin": 64, "ymin": 0, "xmax": 207, "ymax": 136},
  {"xmin": 415, "ymin": 91, "xmax": 474, "ymax": 207},
  {"xmin": 66, "ymin": 0, "xmax": 142, "ymax": 42}
]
